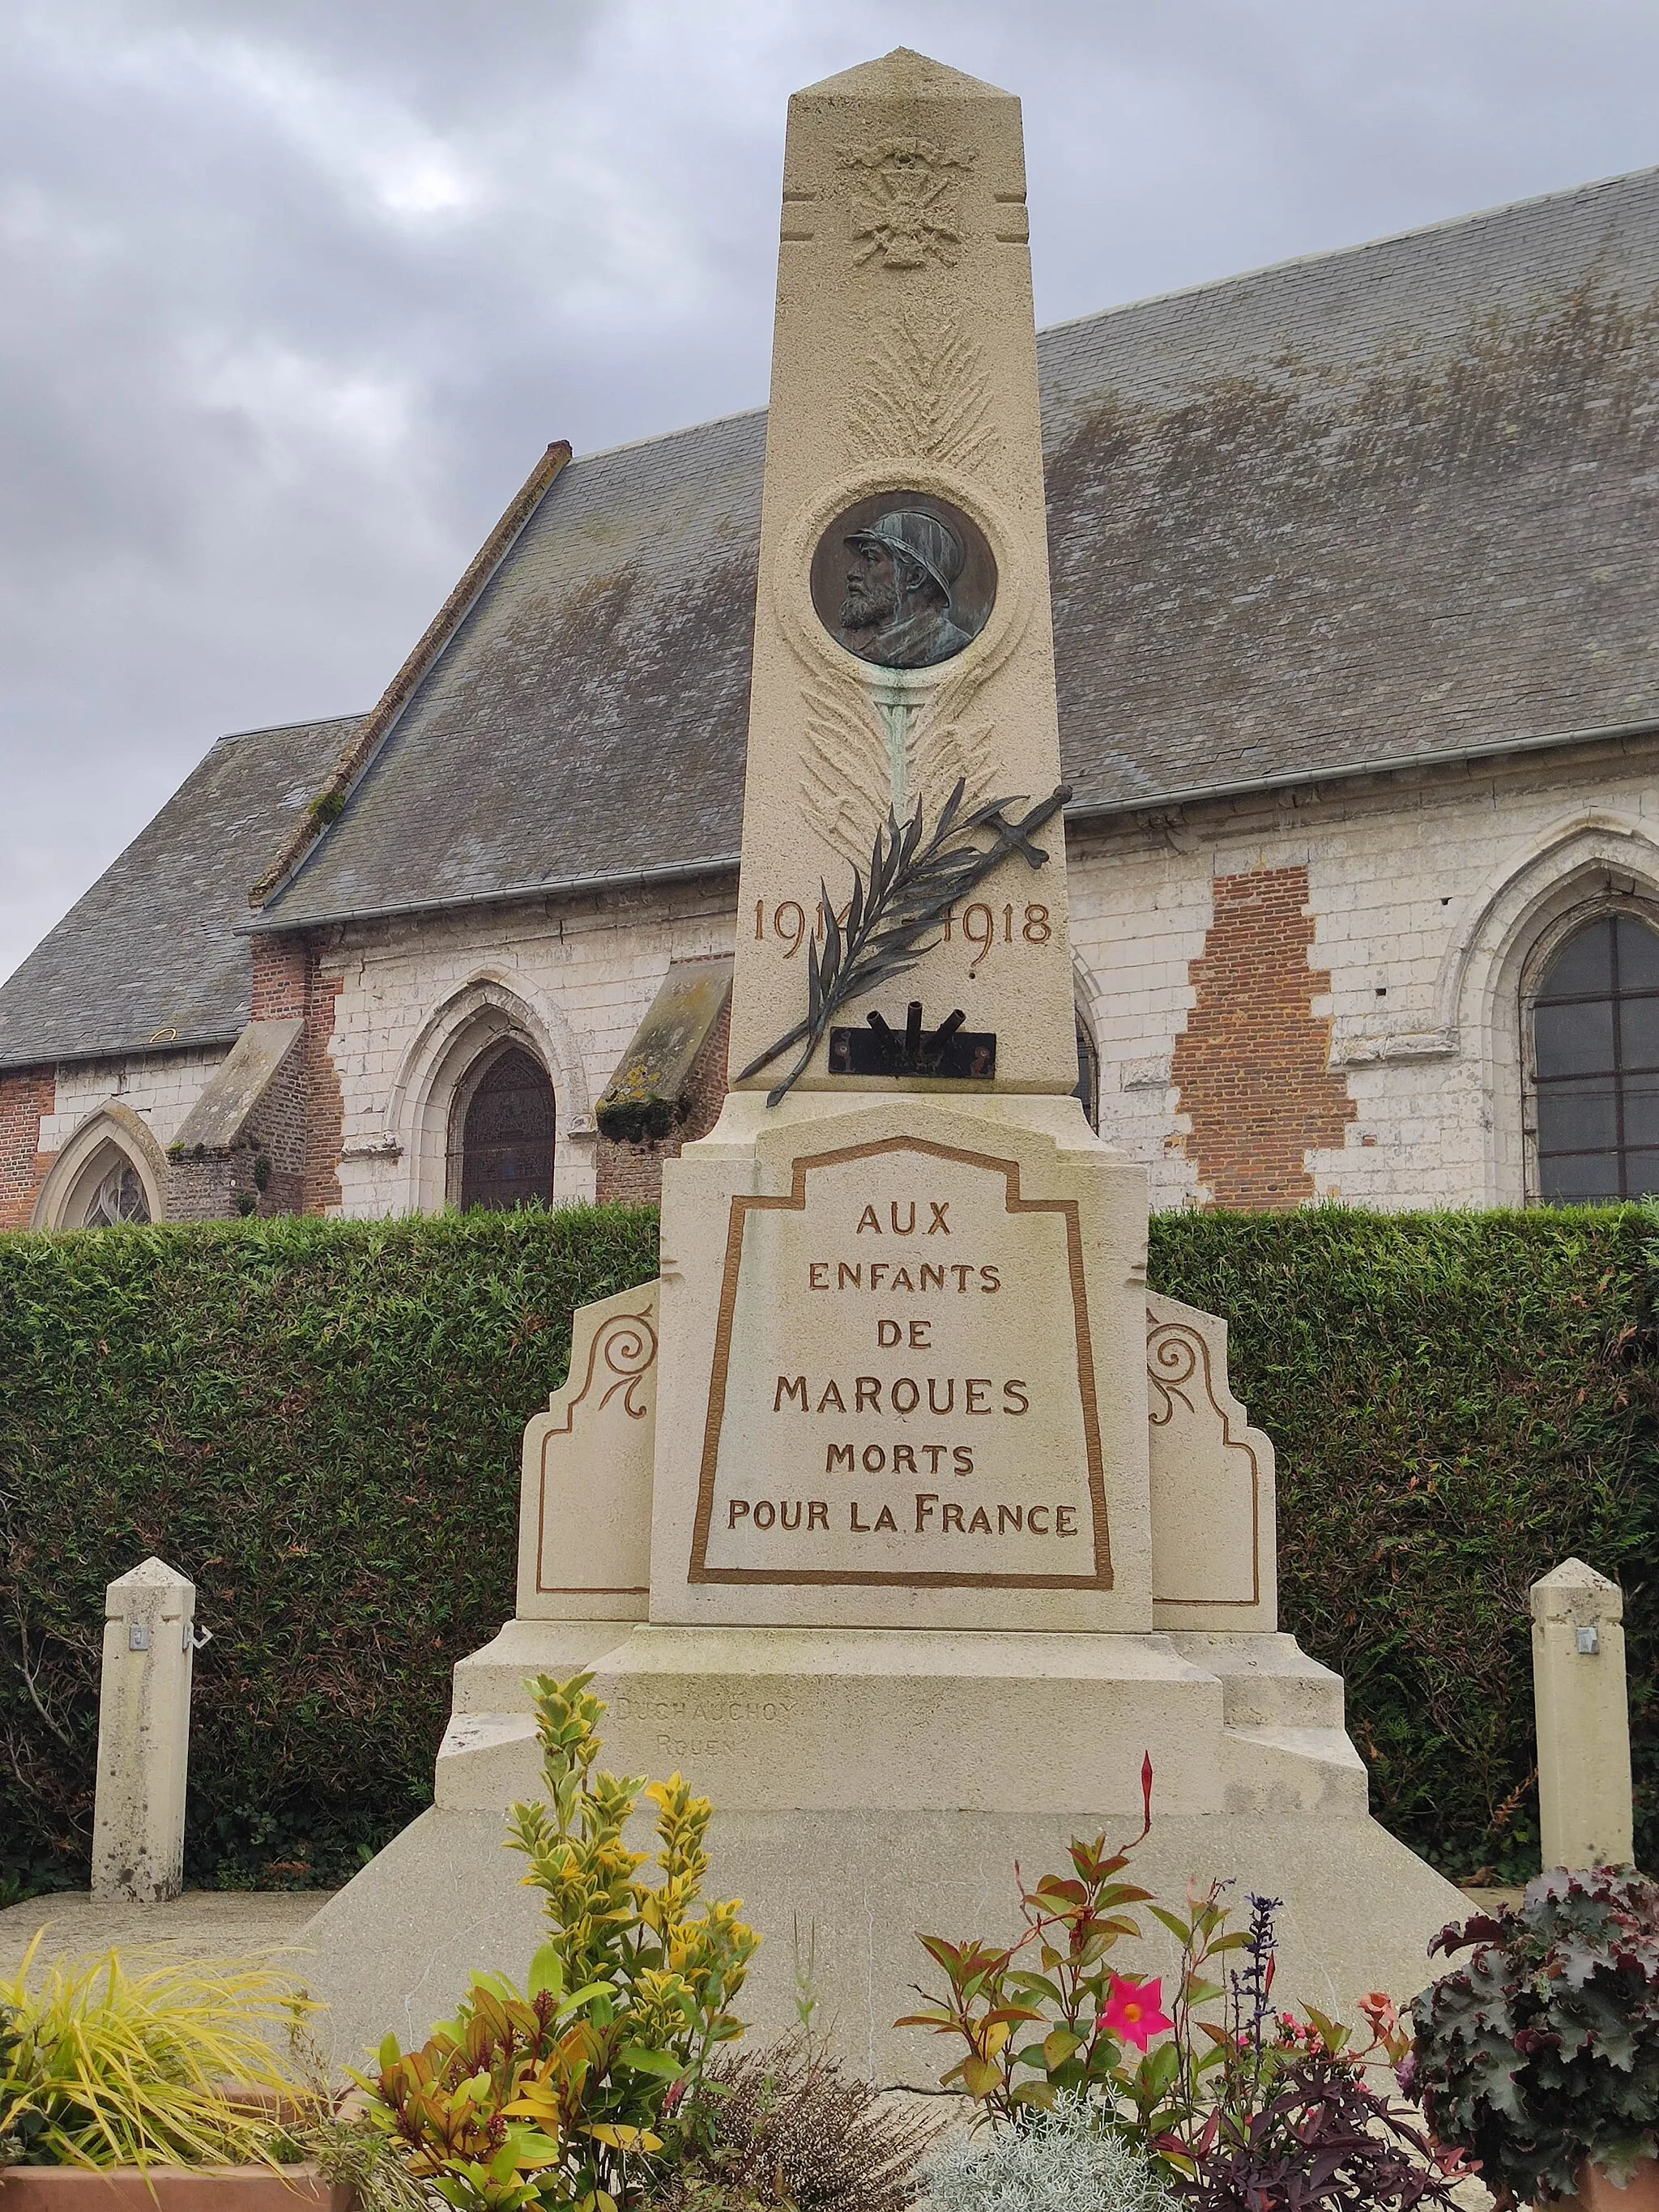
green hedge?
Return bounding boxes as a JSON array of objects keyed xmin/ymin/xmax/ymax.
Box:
[
  {"xmin": 0, "ymin": 1208, "xmax": 659, "ymax": 1900},
  {"xmin": 1147, "ymin": 1207, "xmax": 1659, "ymax": 1881},
  {"xmin": 1, "ymin": 1204, "xmax": 1654, "ymax": 1900}
]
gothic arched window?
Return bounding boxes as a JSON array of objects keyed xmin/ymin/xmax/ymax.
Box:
[
  {"xmin": 1532, "ymin": 913, "xmax": 1659, "ymax": 1201},
  {"xmin": 82, "ymin": 1159, "xmax": 151, "ymax": 1225},
  {"xmin": 457, "ymin": 1046, "xmax": 555, "ymax": 1211}
]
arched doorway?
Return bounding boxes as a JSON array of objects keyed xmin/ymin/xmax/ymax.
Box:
[
  {"xmin": 1073, "ymin": 1007, "xmax": 1100, "ymax": 1132},
  {"xmin": 1530, "ymin": 911, "xmax": 1659, "ymax": 1200},
  {"xmin": 454, "ymin": 1045, "xmax": 555, "ymax": 1210}
]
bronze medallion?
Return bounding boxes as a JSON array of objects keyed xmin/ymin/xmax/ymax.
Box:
[{"xmin": 811, "ymin": 492, "xmax": 996, "ymax": 670}]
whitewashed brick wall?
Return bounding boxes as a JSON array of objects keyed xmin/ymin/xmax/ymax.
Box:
[
  {"xmin": 1073, "ymin": 735, "xmax": 1659, "ymax": 1210},
  {"xmin": 41, "ymin": 1049, "xmax": 226, "ymax": 1160},
  {"xmin": 49, "ymin": 739, "xmax": 1645, "ymax": 1224},
  {"xmin": 327, "ymin": 881, "xmax": 738, "ymax": 1219},
  {"xmin": 312, "ymin": 736, "xmax": 1659, "ymax": 1219}
]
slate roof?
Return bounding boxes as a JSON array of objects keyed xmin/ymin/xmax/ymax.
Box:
[
  {"xmin": 1040, "ymin": 166, "xmax": 1659, "ymax": 811},
  {"xmin": 260, "ymin": 408, "xmax": 766, "ymax": 927},
  {"xmin": 0, "ymin": 717, "xmax": 358, "ymax": 1069},
  {"xmin": 9, "ymin": 165, "xmax": 1659, "ymax": 1070},
  {"xmin": 255, "ymin": 161, "xmax": 1659, "ymax": 931}
]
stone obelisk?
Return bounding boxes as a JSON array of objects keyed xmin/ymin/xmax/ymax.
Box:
[
  {"xmin": 301, "ymin": 51, "xmax": 1465, "ymax": 2083},
  {"xmin": 647, "ymin": 51, "xmax": 1152, "ymax": 1632},
  {"xmin": 727, "ymin": 48, "xmax": 1076, "ymax": 1095}
]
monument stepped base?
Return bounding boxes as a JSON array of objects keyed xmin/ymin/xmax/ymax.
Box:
[
  {"xmin": 296, "ymin": 1619, "xmax": 1464, "ymax": 2082},
  {"xmin": 441, "ymin": 1621, "xmax": 1368, "ymax": 1818}
]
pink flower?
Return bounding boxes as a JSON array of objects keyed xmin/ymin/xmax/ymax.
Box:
[
  {"xmin": 1358, "ymin": 1991, "xmax": 1400, "ymax": 2040},
  {"xmin": 1098, "ymin": 1974, "xmax": 1173, "ymax": 2052}
]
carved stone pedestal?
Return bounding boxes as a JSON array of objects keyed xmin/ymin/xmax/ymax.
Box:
[{"xmin": 296, "ymin": 1097, "xmax": 1462, "ymax": 2078}]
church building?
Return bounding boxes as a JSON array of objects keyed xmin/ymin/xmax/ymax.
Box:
[{"xmin": 3, "ymin": 163, "xmax": 1658, "ymax": 1230}]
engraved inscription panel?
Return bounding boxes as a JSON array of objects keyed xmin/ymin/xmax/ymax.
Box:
[
  {"xmin": 689, "ymin": 1137, "xmax": 1109, "ymax": 1588},
  {"xmin": 610, "ymin": 1690, "xmax": 797, "ymax": 1767}
]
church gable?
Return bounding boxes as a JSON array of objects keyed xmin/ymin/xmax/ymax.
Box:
[{"xmin": 0, "ymin": 714, "xmax": 359, "ymax": 1072}]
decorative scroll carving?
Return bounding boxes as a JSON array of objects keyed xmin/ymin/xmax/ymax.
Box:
[
  {"xmin": 1147, "ymin": 1319, "xmax": 1204, "ymax": 1427},
  {"xmin": 517, "ymin": 1282, "xmax": 659, "ymax": 1619},
  {"xmin": 838, "ymin": 138, "xmax": 974, "ymax": 271},
  {"xmin": 1145, "ymin": 1292, "xmax": 1276, "ymax": 1623},
  {"xmin": 590, "ymin": 1307, "xmax": 658, "ymax": 1419},
  {"xmin": 844, "ymin": 313, "xmax": 997, "ymax": 471}
]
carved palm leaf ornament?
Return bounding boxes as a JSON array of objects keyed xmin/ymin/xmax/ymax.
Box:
[
  {"xmin": 800, "ymin": 667, "xmax": 894, "ymax": 858},
  {"xmin": 904, "ymin": 656, "xmax": 1000, "ymax": 822},
  {"xmin": 800, "ymin": 658, "xmax": 1000, "ymax": 864},
  {"xmin": 844, "ymin": 310, "xmax": 999, "ymax": 475},
  {"xmin": 737, "ymin": 777, "xmax": 1070, "ymax": 1104}
]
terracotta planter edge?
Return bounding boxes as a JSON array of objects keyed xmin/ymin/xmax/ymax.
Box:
[
  {"xmin": 0, "ymin": 2161, "xmax": 352, "ymax": 2208},
  {"xmin": 1544, "ymin": 2156, "xmax": 1659, "ymax": 2212}
]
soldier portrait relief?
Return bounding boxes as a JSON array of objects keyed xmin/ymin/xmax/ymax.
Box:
[{"xmin": 811, "ymin": 492, "xmax": 996, "ymax": 670}]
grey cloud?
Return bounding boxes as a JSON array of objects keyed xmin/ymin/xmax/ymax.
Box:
[{"xmin": 3, "ymin": 0, "xmax": 1657, "ymax": 982}]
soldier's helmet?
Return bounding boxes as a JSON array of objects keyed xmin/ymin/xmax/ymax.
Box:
[{"xmin": 845, "ymin": 508, "xmax": 966, "ymax": 609}]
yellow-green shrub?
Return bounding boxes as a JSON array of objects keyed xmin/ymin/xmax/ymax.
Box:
[
  {"xmin": 365, "ymin": 1672, "xmax": 757, "ymax": 2212},
  {"xmin": 0, "ymin": 1935, "xmax": 314, "ymax": 2169}
]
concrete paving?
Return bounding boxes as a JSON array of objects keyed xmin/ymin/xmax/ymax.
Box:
[{"xmin": 0, "ymin": 1889, "xmax": 335, "ymax": 1978}]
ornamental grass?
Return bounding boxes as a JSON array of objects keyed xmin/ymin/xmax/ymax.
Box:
[{"xmin": 0, "ymin": 1933, "xmax": 317, "ymax": 2171}]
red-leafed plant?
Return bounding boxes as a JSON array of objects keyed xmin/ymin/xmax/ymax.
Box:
[
  {"xmin": 899, "ymin": 1757, "xmax": 1465, "ymax": 2212},
  {"xmin": 1408, "ymin": 1869, "xmax": 1659, "ymax": 2205}
]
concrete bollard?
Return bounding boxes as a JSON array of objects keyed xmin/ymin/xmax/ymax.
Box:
[
  {"xmin": 92, "ymin": 1558, "xmax": 200, "ymax": 1902},
  {"xmin": 1530, "ymin": 1558, "xmax": 1634, "ymax": 1873}
]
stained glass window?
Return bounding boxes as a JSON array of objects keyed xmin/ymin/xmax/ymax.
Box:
[
  {"xmin": 83, "ymin": 1162, "xmax": 151, "ymax": 1226},
  {"xmin": 1533, "ymin": 914, "xmax": 1659, "ymax": 1202}
]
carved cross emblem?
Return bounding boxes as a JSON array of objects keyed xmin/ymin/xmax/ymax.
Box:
[{"xmin": 838, "ymin": 137, "xmax": 974, "ymax": 270}]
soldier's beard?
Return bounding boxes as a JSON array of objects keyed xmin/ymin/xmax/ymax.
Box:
[{"xmin": 841, "ymin": 574, "xmax": 898, "ymax": 632}]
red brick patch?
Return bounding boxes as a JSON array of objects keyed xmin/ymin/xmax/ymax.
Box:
[
  {"xmin": 249, "ymin": 936, "xmax": 343, "ymax": 1216},
  {"xmin": 0, "ymin": 1067, "xmax": 55, "ymax": 1230},
  {"xmin": 1171, "ymin": 866, "xmax": 1354, "ymax": 1209}
]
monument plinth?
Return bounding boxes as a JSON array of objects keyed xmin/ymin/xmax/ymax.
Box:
[
  {"xmin": 301, "ymin": 49, "xmax": 1463, "ymax": 2082},
  {"xmin": 651, "ymin": 1094, "xmax": 1149, "ymax": 1630}
]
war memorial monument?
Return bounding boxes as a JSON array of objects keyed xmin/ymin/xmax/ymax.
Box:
[{"xmin": 303, "ymin": 49, "xmax": 1464, "ymax": 2080}]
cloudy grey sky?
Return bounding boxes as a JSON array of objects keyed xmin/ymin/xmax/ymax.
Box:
[{"xmin": 2, "ymin": 0, "xmax": 1657, "ymax": 983}]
